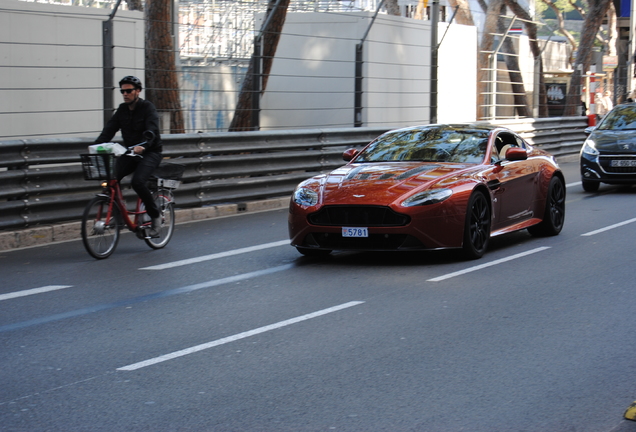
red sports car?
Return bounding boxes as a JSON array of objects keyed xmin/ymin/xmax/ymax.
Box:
[{"xmin": 288, "ymin": 124, "xmax": 565, "ymax": 259}]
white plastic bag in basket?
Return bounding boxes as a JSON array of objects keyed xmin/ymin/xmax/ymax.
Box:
[{"xmin": 88, "ymin": 143, "xmax": 127, "ymax": 156}]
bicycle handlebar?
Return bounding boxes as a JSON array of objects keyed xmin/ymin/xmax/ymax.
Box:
[{"xmin": 125, "ymin": 141, "xmax": 148, "ymax": 158}]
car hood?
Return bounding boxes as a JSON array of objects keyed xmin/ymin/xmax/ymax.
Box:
[
  {"xmin": 590, "ymin": 130, "xmax": 636, "ymax": 152},
  {"xmin": 311, "ymin": 162, "xmax": 478, "ymax": 205}
]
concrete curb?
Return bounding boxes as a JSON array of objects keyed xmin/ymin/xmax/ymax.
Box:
[{"xmin": 0, "ymin": 196, "xmax": 290, "ymax": 252}]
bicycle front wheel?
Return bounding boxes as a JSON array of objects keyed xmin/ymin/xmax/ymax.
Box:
[
  {"xmin": 145, "ymin": 193, "xmax": 175, "ymax": 249},
  {"xmin": 81, "ymin": 196, "xmax": 121, "ymax": 259}
]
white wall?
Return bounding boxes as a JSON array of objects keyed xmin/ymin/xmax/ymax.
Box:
[
  {"xmin": 364, "ymin": 13, "xmax": 432, "ymax": 126},
  {"xmin": 0, "ymin": 0, "xmax": 144, "ymax": 140},
  {"xmin": 260, "ymin": 12, "xmax": 362, "ymax": 129},
  {"xmin": 436, "ymin": 23, "xmax": 478, "ymax": 123},
  {"xmin": 260, "ymin": 12, "xmax": 477, "ymax": 130}
]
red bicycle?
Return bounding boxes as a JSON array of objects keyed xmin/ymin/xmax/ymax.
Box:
[{"xmin": 79, "ymin": 152, "xmax": 184, "ymax": 259}]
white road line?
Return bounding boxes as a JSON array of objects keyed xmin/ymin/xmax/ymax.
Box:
[
  {"xmin": 566, "ymin": 181, "xmax": 581, "ymax": 188},
  {"xmin": 140, "ymin": 240, "xmax": 290, "ymax": 270},
  {"xmin": 581, "ymin": 217, "xmax": 636, "ymax": 237},
  {"xmin": 117, "ymin": 301, "xmax": 365, "ymax": 371},
  {"xmin": 0, "ymin": 285, "xmax": 72, "ymax": 302},
  {"xmin": 427, "ymin": 247, "xmax": 551, "ymax": 282}
]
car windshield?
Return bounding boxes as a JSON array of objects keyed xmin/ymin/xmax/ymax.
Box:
[
  {"xmin": 355, "ymin": 127, "xmax": 489, "ymax": 164},
  {"xmin": 598, "ymin": 105, "xmax": 636, "ymax": 130}
]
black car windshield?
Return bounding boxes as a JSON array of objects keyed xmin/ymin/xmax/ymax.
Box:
[
  {"xmin": 355, "ymin": 127, "xmax": 489, "ymax": 164},
  {"xmin": 598, "ymin": 105, "xmax": 636, "ymax": 130}
]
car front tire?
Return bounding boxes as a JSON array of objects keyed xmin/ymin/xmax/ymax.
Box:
[
  {"xmin": 462, "ymin": 191, "xmax": 491, "ymax": 260},
  {"xmin": 582, "ymin": 179, "xmax": 600, "ymax": 192}
]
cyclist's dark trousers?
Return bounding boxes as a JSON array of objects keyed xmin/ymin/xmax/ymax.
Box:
[{"xmin": 116, "ymin": 152, "xmax": 162, "ymax": 219}]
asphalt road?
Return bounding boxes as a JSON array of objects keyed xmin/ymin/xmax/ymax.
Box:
[{"xmin": 2, "ymin": 155, "xmax": 636, "ymax": 431}]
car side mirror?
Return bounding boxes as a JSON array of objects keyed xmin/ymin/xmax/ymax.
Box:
[
  {"xmin": 505, "ymin": 147, "xmax": 528, "ymax": 161},
  {"xmin": 343, "ymin": 148, "xmax": 359, "ymax": 162},
  {"xmin": 584, "ymin": 126, "xmax": 596, "ymax": 135}
]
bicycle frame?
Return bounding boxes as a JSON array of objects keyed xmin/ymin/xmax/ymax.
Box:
[{"xmin": 99, "ymin": 178, "xmax": 148, "ymax": 233}]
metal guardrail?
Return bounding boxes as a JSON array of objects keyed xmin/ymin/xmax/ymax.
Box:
[
  {"xmin": 0, "ymin": 118, "xmax": 587, "ymax": 231},
  {"xmin": 487, "ymin": 116, "xmax": 589, "ymax": 155},
  {"xmin": 0, "ymin": 128, "xmax": 389, "ymax": 230}
]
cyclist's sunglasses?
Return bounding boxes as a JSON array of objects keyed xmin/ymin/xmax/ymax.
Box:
[{"xmin": 120, "ymin": 88, "xmax": 137, "ymax": 94}]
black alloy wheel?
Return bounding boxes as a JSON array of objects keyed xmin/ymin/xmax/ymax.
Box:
[
  {"xmin": 528, "ymin": 176, "xmax": 566, "ymax": 237},
  {"xmin": 462, "ymin": 191, "xmax": 491, "ymax": 260}
]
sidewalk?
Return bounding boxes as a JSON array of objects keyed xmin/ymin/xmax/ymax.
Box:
[{"xmin": 0, "ymin": 196, "xmax": 290, "ymax": 252}]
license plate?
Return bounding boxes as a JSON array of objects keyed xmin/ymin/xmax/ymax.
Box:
[
  {"xmin": 342, "ymin": 227, "xmax": 368, "ymax": 237},
  {"xmin": 610, "ymin": 159, "xmax": 636, "ymax": 167}
]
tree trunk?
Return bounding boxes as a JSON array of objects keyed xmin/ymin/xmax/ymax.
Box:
[
  {"xmin": 447, "ymin": 0, "xmax": 475, "ymax": 25},
  {"xmin": 504, "ymin": 0, "xmax": 549, "ymax": 116},
  {"xmin": 385, "ymin": 0, "xmax": 401, "ymax": 16},
  {"xmin": 564, "ymin": 0, "xmax": 612, "ymax": 115},
  {"xmin": 497, "ymin": 14, "xmax": 530, "ymax": 117},
  {"xmin": 542, "ymin": 0, "xmax": 577, "ymax": 65},
  {"xmin": 606, "ymin": 1, "xmax": 617, "ymax": 57},
  {"xmin": 229, "ymin": 0, "xmax": 290, "ymax": 132},
  {"xmin": 477, "ymin": 0, "xmax": 504, "ymax": 119},
  {"xmin": 145, "ymin": 0, "xmax": 185, "ymax": 134},
  {"xmin": 414, "ymin": 0, "xmax": 425, "ymax": 20},
  {"xmin": 124, "ymin": 0, "xmax": 142, "ymax": 11}
]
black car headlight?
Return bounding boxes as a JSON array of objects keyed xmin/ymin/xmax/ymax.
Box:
[
  {"xmin": 401, "ymin": 189, "xmax": 453, "ymax": 207},
  {"xmin": 293, "ymin": 187, "xmax": 319, "ymax": 206},
  {"xmin": 581, "ymin": 139, "xmax": 599, "ymax": 156}
]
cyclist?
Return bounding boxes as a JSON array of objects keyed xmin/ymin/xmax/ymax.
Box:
[{"xmin": 94, "ymin": 76, "xmax": 163, "ymax": 237}]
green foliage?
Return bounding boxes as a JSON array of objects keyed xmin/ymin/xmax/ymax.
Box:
[{"xmin": 537, "ymin": 0, "xmax": 586, "ymax": 20}]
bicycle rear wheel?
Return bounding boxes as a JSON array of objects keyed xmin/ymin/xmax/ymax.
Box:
[
  {"xmin": 145, "ymin": 192, "xmax": 175, "ymax": 249},
  {"xmin": 81, "ymin": 196, "xmax": 121, "ymax": 259}
]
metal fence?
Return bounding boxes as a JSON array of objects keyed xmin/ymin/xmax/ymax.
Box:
[
  {"xmin": 4, "ymin": 0, "xmax": 578, "ymax": 141},
  {"xmin": 0, "ymin": 117, "xmax": 587, "ymax": 232}
]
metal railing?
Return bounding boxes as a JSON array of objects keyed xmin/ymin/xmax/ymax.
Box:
[
  {"xmin": 0, "ymin": 128, "xmax": 388, "ymax": 230},
  {"xmin": 0, "ymin": 118, "xmax": 587, "ymax": 231}
]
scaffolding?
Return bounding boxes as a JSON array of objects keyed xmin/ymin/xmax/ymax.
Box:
[
  {"xmin": 178, "ymin": 0, "xmax": 380, "ymax": 64},
  {"xmin": 22, "ymin": 0, "xmax": 382, "ymax": 63}
]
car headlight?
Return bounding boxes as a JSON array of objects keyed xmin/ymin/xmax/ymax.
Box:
[
  {"xmin": 401, "ymin": 189, "xmax": 453, "ymax": 207},
  {"xmin": 293, "ymin": 187, "xmax": 319, "ymax": 206},
  {"xmin": 581, "ymin": 139, "xmax": 599, "ymax": 156}
]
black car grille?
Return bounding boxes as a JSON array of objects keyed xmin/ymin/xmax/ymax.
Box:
[
  {"xmin": 308, "ymin": 206, "xmax": 410, "ymax": 227},
  {"xmin": 599, "ymin": 156, "xmax": 636, "ymax": 173}
]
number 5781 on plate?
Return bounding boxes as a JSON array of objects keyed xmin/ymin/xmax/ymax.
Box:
[{"xmin": 341, "ymin": 227, "xmax": 369, "ymax": 237}]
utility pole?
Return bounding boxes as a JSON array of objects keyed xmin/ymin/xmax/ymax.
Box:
[
  {"xmin": 354, "ymin": 0, "xmax": 385, "ymax": 127},
  {"xmin": 430, "ymin": 0, "xmax": 439, "ymax": 124},
  {"xmin": 102, "ymin": 0, "xmax": 123, "ymax": 126},
  {"xmin": 246, "ymin": 0, "xmax": 286, "ymax": 131}
]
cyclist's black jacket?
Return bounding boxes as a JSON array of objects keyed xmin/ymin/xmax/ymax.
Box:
[{"xmin": 95, "ymin": 98, "xmax": 162, "ymax": 153}]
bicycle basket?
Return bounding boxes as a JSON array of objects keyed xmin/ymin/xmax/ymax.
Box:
[
  {"xmin": 80, "ymin": 153, "xmax": 115, "ymax": 181},
  {"xmin": 151, "ymin": 162, "xmax": 185, "ymax": 189}
]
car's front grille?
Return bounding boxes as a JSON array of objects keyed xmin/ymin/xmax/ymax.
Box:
[
  {"xmin": 599, "ymin": 156, "xmax": 636, "ymax": 173},
  {"xmin": 308, "ymin": 205, "xmax": 410, "ymax": 227}
]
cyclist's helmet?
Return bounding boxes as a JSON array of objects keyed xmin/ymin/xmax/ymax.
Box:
[{"xmin": 119, "ymin": 75, "xmax": 143, "ymax": 90}]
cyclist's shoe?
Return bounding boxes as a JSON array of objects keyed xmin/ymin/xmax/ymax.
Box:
[{"xmin": 148, "ymin": 216, "xmax": 162, "ymax": 238}]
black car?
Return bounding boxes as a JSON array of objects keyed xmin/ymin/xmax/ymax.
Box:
[{"xmin": 580, "ymin": 103, "xmax": 636, "ymax": 192}]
